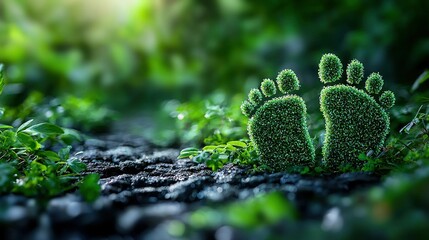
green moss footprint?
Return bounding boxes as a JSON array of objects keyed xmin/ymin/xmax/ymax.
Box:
[
  {"xmin": 318, "ymin": 54, "xmax": 396, "ymax": 170},
  {"xmin": 241, "ymin": 70, "xmax": 315, "ymax": 171}
]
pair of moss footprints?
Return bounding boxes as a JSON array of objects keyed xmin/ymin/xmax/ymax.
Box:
[
  {"xmin": 241, "ymin": 70, "xmax": 315, "ymax": 171},
  {"xmin": 241, "ymin": 54, "xmax": 395, "ymax": 172}
]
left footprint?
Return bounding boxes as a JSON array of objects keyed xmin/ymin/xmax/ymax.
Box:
[{"xmin": 241, "ymin": 69, "xmax": 315, "ymax": 171}]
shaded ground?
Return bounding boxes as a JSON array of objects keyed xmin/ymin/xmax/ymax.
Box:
[{"xmin": 0, "ymin": 134, "xmax": 380, "ymax": 239}]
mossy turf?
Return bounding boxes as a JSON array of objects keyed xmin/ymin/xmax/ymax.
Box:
[
  {"xmin": 319, "ymin": 54, "xmax": 395, "ymax": 170},
  {"xmin": 242, "ymin": 70, "xmax": 315, "ymax": 172}
]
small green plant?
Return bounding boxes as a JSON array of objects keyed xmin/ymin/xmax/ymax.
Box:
[
  {"xmin": 319, "ymin": 54, "xmax": 395, "ymax": 170},
  {"xmin": 155, "ymin": 93, "xmax": 248, "ymax": 147},
  {"xmin": 397, "ymin": 105, "xmax": 429, "ymax": 162},
  {"xmin": 241, "ymin": 69, "xmax": 315, "ymax": 172},
  {"xmin": 0, "ymin": 65, "xmax": 100, "ymax": 201},
  {"xmin": 3, "ymin": 93, "xmax": 115, "ymax": 133},
  {"xmin": 178, "ymin": 140, "xmax": 259, "ymax": 171},
  {"xmin": 0, "ymin": 115, "xmax": 98, "ymax": 200}
]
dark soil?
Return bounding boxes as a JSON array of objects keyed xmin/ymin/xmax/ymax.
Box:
[{"xmin": 0, "ymin": 134, "xmax": 380, "ymax": 240}]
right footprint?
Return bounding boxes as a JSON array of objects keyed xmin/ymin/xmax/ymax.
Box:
[{"xmin": 319, "ymin": 53, "xmax": 396, "ymax": 170}]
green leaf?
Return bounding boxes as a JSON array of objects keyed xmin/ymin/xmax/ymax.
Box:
[
  {"xmin": 17, "ymin": 119, "xmax": 34, "ymax": 132},
  {"xmin": 227, "ymin": 141, "xmax": 247, "ymax": 148},
  {"xmin": 202, "ymin": 145, "xmax": 218, "ymax": 151},
  {"xmin": 0, "ymin": 124, "xmax": 13, "ymax": 129},
  {"xmin": 79, "ymin": 174, "xmax": 101, "ymax": 203},
  {"xmin": 411, "ymin": 70, "xmax": 429, "ymax": 92},
  {"xmin": 193, "ymin": 152, "xmax": 210, "ymax": 163},
  {"xmin": 211, "ymin": 153, "xmax": 219, "ymax": 160},
  {"xmin": 59, "ymin": 146, "xmax": 72, "ymax": 160},
  {"xmin": 2, "ymin": 130, "xmax": 17, "ymax": 146},
  {"xmin": 60, "ymin": 128, "xmax": 83, "ymax": 145},
  {"xmin": 17, "ymin": 132, "xmax": 40, "ymax": 150},
  {"xmin": 67, "ymin": 158, "xmax": 86, "ymax": 173},
  {"xmin": 178, "ymin": 147, "xmax": 200, "ymax": 159},
  {"xmin": 181, "ymin": 147, "xmax": 199, "ymax": 152},
  {"xmin": 225, "ymin": 144, "xmax": 236, "ymax": 151},
  {"xmin": 178, "ymin": 151, "xmax": 199, "ymax": 159},
  {"xmin": 26, "ymin": 123, "xmax": 64, "ymax": 135},
  {"xmin": 31, "ymin": 161, "xmax": 48, "ymax": 172},
  {"xmin": 40, "ymin": 151, "xmax": 61, "ymax": 162}
]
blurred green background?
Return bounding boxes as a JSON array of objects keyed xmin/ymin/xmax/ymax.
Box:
[
  {"xmin": 1, "ymin": 1, "xmax": 429, "ymax": 236},
  {"xmin": 0, "ymin": 0, "xmax": 428, "ymax": 135}
]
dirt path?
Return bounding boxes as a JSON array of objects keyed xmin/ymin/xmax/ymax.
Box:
[{"xmin": 0, "ymin": 134, "xmax": 380, "ymax": 239}]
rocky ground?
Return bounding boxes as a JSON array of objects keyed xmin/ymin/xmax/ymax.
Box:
[{"xmin": 0, "ymin": 134, "xmax": 380, "ymax": 240}]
